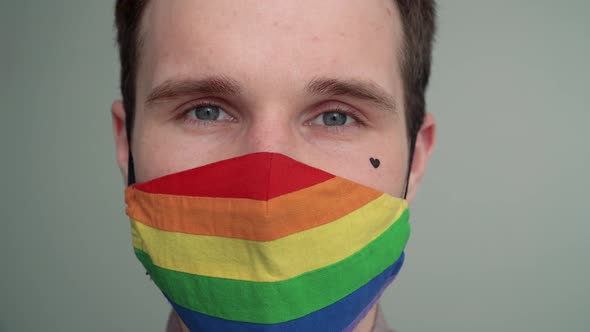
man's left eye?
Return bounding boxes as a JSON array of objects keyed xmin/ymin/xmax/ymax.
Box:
[{"xmin": 310, "ymin": 112, "xmax": 356, "ymax": 126}]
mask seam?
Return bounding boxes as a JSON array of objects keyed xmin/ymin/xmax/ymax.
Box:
[{"xmin": 265, "ymin": 153, "xmax": 274, "ymax": 216}]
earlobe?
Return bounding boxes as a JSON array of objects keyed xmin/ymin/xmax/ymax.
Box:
[
  {"xmin": 111, "ymin": 100, "xmax": 130, "ymax": 184},
  {"xmin": 405, "ymin": 113, "xmax": 436, "ymax": 204}
]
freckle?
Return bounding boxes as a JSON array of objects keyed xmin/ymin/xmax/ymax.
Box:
[{"xmin": 312, "ymin": 36, "xmax": 319, "ymax": 42}]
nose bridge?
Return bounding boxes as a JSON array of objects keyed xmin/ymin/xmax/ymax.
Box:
[{"xmin": 242, "ymin": 106, "xmax": 296, "ymax": 155}]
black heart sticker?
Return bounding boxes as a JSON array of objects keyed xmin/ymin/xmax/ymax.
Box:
[{"xmin": 370, "ymin": 158, "xmax": 380, "ymax": 168}]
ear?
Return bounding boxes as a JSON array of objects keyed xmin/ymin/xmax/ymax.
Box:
[
  {"xmin": 111, "ymin": 100, "xmax": 129, "ymax": 185},
  {"xmin": 405, "ymin": 113, "xmax": 436, "ymax": 204}
]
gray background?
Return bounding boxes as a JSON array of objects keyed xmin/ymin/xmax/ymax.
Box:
[{"xmin": 1, "ymin": 1, "xmax": 589, "ymax": 331}]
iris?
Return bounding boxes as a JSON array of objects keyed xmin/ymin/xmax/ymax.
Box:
[
  {"xmin": 322, "ymin": 112, "xmax": 348, "ymax": 126},
  {"xmin": 192, "ymin": 106, "xmax": 221, "ymax": 121}
]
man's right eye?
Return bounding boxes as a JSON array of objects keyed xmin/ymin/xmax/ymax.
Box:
[
  {"xmin": 189, "ymin": 105, "xmax": 224, "ymax": 121},
  {"xmin": 181, "ymin": 104, "xmax": 235, "ymax": 127}
]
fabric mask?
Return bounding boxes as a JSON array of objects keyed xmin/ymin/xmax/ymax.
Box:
[{"xmin": 125, "ymin": 152, "xmax": 410, "ymax": 332}]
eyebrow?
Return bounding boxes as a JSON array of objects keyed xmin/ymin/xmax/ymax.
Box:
[
  {"xmin": 145, "ymin": 75, "xmax": 396, "ymax": 112},
  {"xmin": 306, "ymin": 77, "xmax": 397, "ymax": 113},
  {"xmin": 145, "ymin": 76, "xmax": 242, "ymax": 107}
]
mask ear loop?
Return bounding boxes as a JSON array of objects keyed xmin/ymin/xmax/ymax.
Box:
[
  {"xmin": 402, "ymin": 139, "xmax": 416, "ymax": 199},
  {"xmin": 127, "ymin": 151, "xmax": 136, "ymax": 186},
  {"xmin": 126, "ymin": 118, "xmax": 136, "ymax": 186}
]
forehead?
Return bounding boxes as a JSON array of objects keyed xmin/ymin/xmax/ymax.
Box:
[{"xmin": 137, "ymin": 0, "xmax": 402, "ymax": 96}]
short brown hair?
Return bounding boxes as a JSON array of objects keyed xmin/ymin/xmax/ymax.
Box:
[{"xmin": 114, "ymin": 0, "xmax": 436, "ymax": 150}]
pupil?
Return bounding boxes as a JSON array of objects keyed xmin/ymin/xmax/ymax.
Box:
[
  {"xmin": 323, "ymin": 112, "xmax": 347, "ymax": 126},
  {"xmin": 195, "ymin": 106, "xmax": 220, "ymax": 120}
]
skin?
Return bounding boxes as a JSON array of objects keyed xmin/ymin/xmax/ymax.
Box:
[{"xmin": 112, "ymin": 0, "xmax": 435, "ymax": 331}]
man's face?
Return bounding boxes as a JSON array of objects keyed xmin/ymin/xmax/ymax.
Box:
[{"xmin": 113, "ymin": 0, "xmax": 434, "ymax": 201}]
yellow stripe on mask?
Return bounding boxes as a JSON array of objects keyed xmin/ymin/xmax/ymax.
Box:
[{"xmin": 131, "ymin": 194, "xmax": 407, "ymax": 282}]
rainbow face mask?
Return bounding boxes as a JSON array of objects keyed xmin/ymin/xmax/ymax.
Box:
[{"xmin": 125, "ymin": 152, "xmax": 410, "ymax": 332}]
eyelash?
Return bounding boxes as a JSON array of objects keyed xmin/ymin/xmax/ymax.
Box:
[{"xmin": 176, "ymin": 100, "xmax": 366, "ymax": 129}]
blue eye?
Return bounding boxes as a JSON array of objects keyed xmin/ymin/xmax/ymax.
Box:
[
  {"xmin": 191, "ymin": 106, "xmax": 221, "ymax": 120},
  {"xmin": 185, "ymin": 105, "xmax": 233, "ymax": 123},
  {"xmin": 310, "ymin": 111, "xmax": 355, "ymax": 126},
  {"xmin": 323, "ymin": 112, "xmax": 348, "ymax": 126}
]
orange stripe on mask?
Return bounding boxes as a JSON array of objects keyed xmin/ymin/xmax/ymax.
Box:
[{"xmin": 126, "ymin": 176, "xmax": 382, "ymax": 241}]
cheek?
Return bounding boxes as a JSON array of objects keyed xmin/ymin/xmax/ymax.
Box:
[
  {"xmin": 339, "ymin": 155, "xmax": 407, "ymax": 197},
  {"xmin": 370, "ymin": 159, "xmax": 408, "ymax": 197},
  {"xmin": 131, "ymin": 133, "xmax": 179, "ymax": 183},
  {"xmin": 307, "ymin": 134, "xmax": 408, "ymax": 197},
  {"xmin": 130, "ymin": 118, "xmax": 226, "ymax": 183}
]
